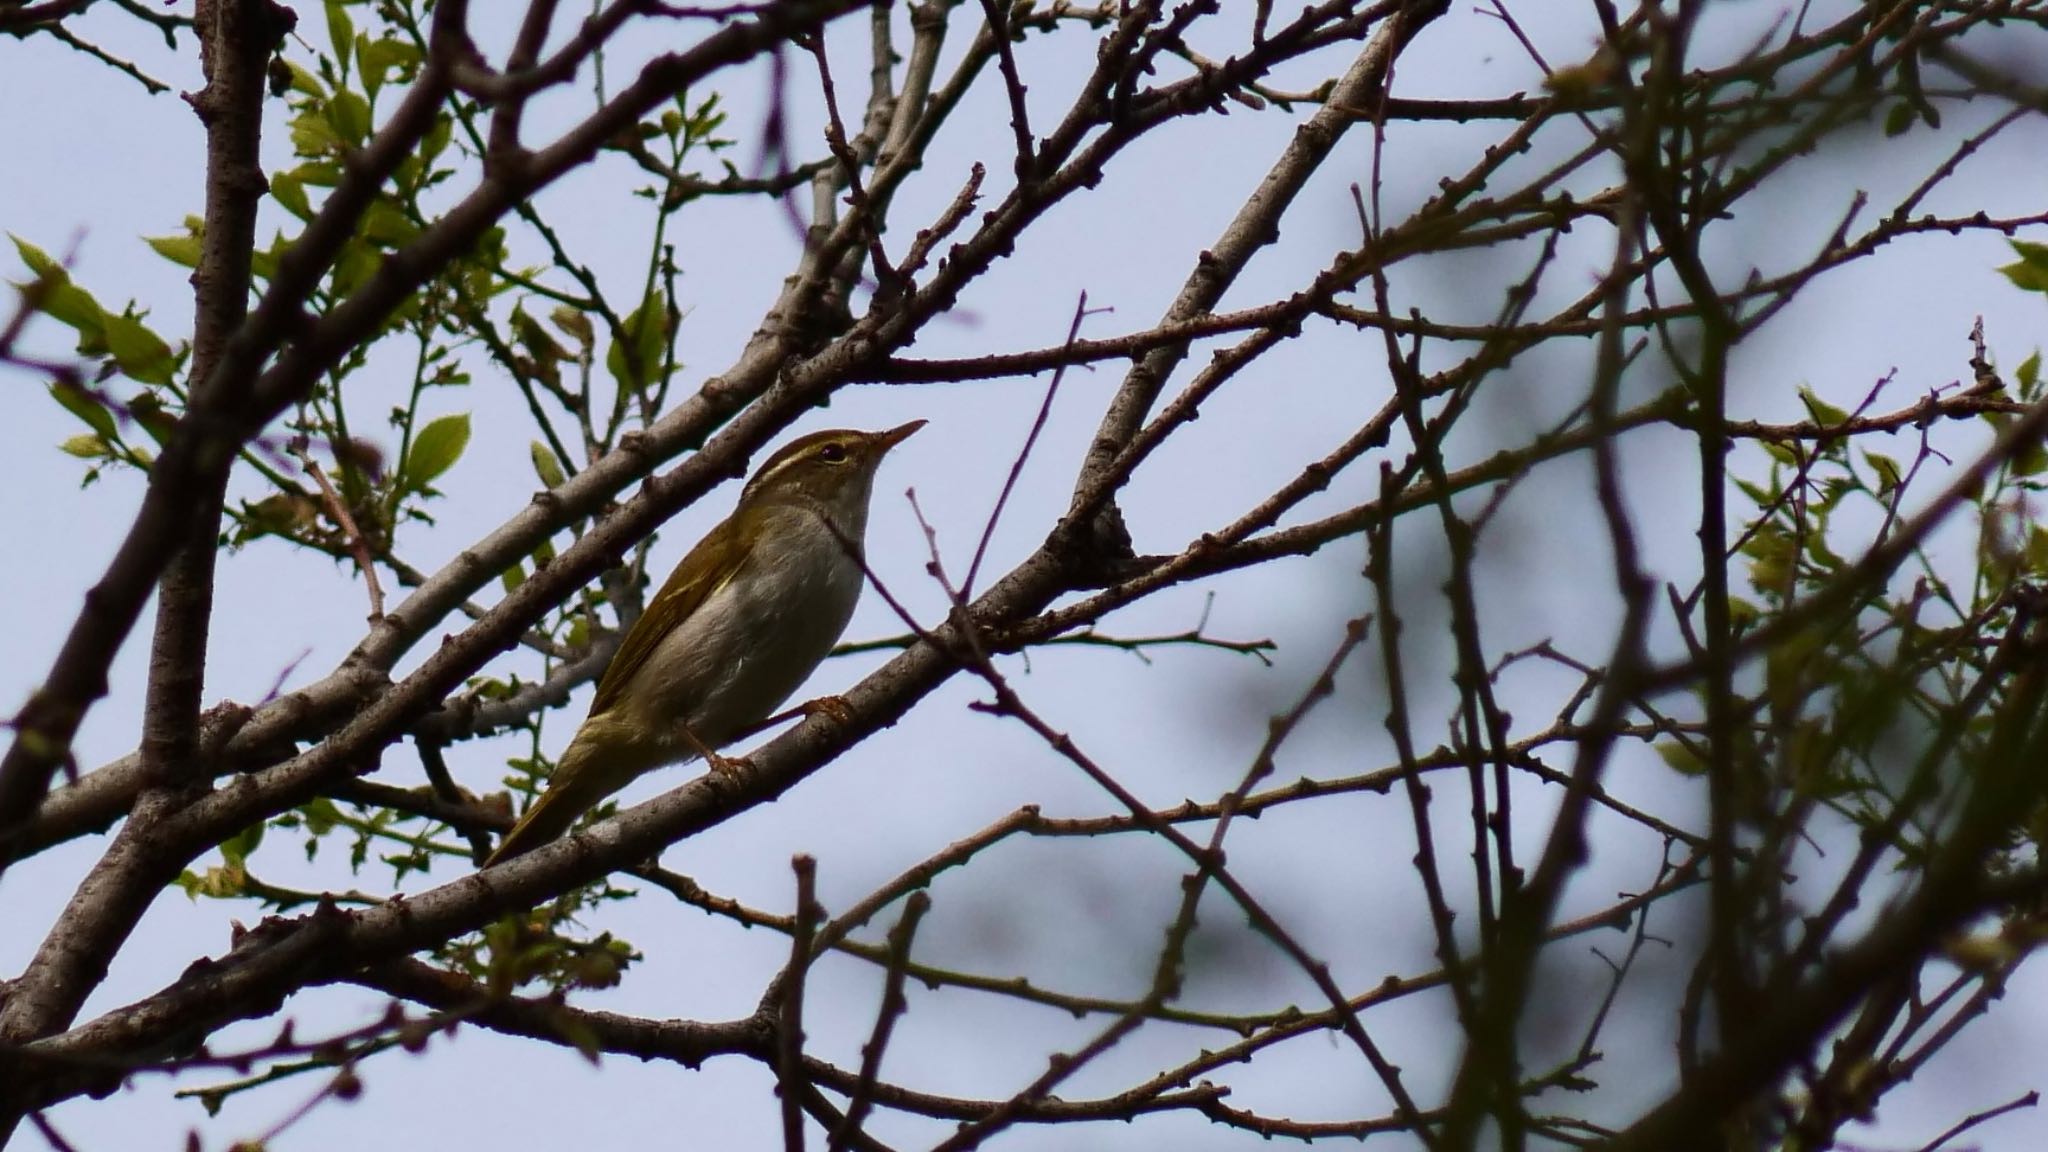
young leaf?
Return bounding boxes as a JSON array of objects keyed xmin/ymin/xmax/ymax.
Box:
[
  {"xmin": 2010, "ymin": 239, "xmax": 2048, "ymax": 273},
  {"xmin": 103, "ymin": 314, "xmax": 177, "ymax": 386},
  {"xmin": 49, "ymin": 381, "xmax": 119, "ymax": 440},
  {"xmin": 404, "ymin": 412, "xmax": 472, "ymax": 491},
  {"xmin": 530, "ymin": 440, "xmax": 567, "ymax": 489},
  {"xmin": 550, "ymin": 305, "xmax": 593, "ymax": 347},
  {"xmin": 360, "ymin": 199, "xmax": 420, "ymax": 248},
  {"xmin": 283, "ymin": 59, "xmax": 326, "ymax": 98},
  {"xmin": 1797, "ymin": 385, "xmax": 1848, "ymax": 426},
  {"xmin": 358, "ymin": 36, "xmax": 420, "ymax": 99},
  {"xmin": 1999, "ymin": 258, "xmax": 2048, "ymax": 294},
  {"xmin": 2016, "ymin": 442, "xmax": 2048, "ymax": 477},
  {"xmin": 328, "ymin": 89, "xmax": 371, "ymax": 146},
  {"xmin": 2029, "ymin": 526, "xmax": 2048, "ymax": 575},
  {"xmin": 290, "ymin": 107, "xmax": 343, "ymax": 157},
  {"xmin": 129, "ymin": 391, "xmax": 177, "ymax": 444},
  {"xmin": 1655, "ymin": 740, "xmax": 1705, "ymax": 776},
  {"xmin": 605, "ymin": 293, "xmax": 671, "ymax": 392},
  {"xmin": 145, "ymin": 232, "xmax": 204, "ymax": 269},
  {"xmin": 272, "ymin": 170, "xmax": 313, "ymax": 220},
  {"xmin": 420, "ymin": 112, "xmax": 453, "ymax": 165},
  {"xmin": 325, "ymin": 0, "xmax": 355, "ymax": 60},
  {"xmin": 37, "ymin": 280, "xmax": 109, "ymax": 339},
  {"xmin": 9, "ymin": 233, "xmax": 60, "ymax": 278},
  {"xmin": 220, "ymin": 821, "xmax": 266, "ymax": 867}
]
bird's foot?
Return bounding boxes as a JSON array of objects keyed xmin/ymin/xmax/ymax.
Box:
[
  {"xmin": 676, "ymin": 723, "xmax": 748, "ymax": 777},
  {"xmin": 705, "ymin": 750, "xmax": 755, "ymax": 778},
  {"xmin": 799, "ymin": 694, "xmax": 855, "ymax": 726}
]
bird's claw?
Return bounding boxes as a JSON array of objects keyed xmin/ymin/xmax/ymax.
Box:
[
  {"xmin": 705, "ymin": 750, "xmax": 754, "ymax": 778},
  {"xmin": 801, "ymin": 695, "xmax": 855, "ymax": 726}
]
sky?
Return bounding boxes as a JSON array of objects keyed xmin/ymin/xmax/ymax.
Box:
[{"xmin": 6, "ymin": 3, "xmax": 2048, "ymax": 1150}]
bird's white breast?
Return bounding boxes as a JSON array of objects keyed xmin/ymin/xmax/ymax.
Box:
[{"xmin": 629, "ymin": 503, "xmax": 867, "ymax": 754}]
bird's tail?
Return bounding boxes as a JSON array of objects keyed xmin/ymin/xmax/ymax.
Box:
[
  {"xmin": 485, "ymin": 723, "xmax": 644, "ymax": 865},
  {"xmin": 486, "ymin": 776, "xmax": 604, "ymax": 865}
]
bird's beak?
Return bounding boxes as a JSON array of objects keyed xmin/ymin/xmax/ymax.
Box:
[{"xmin": 876, "ymin": 419, "xmax": 927, "ymax": 451}]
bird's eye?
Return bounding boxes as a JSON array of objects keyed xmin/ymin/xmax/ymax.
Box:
[{"xmin": 817, "ymin": 442, "xmax": 849, "ymax": 464}]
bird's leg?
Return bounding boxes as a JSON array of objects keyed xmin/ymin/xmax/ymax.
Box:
[
  {"xmin": 732, "ymin": 695, "xmax": 856, "ymax": 742},
  {"xmin": 793, "ymin": 694, "xmax": 855, "ymax": 726},
  {"xmin": 677, "ymin": 723, "xmax": 752, "ymax": 778},
  {"xmin": 694, "ymin": 699, "xmax": 855, "ymax": 776}
]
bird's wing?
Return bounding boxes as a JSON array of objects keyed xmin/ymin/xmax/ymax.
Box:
[{"xmin": 588, "ymin": 518, "xmax": 741, "ymax": 718}]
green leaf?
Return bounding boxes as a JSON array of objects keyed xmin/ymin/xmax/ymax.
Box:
[
  {"xmin": 501, "ymin": 562, "xmax": 525, "ymax": 594},
  {"xmin": 295, "ymin": 161, "xmax": 344, "ymax": 188},
  {"xmin": 605, "ymin": 293, "xmax": 671, "ymax": 393},
  {"xmin": 549, "ymin": 1007, "xmax": 605, "ymax": 1065},
  {"xmin": 530, "ymin": 440, "xmax": 567, "ymax": 489},
  {"xmin": 103, "ymin": 313, "xmax": 176, "ymax": 385},
  {"xmin": 10, "ymin": 235, "xmax": 107, "ymax": 336},
  {"xmin": 59, "ymin": 433, "xmax": 108, "ymax": 458},
  {"xmin": 357, "ymin": 36, "xmax": 420, "ymax": 99},
  {"xmin": 145, "ymin": 232, "xmax": 204, "ymax": 269},
  {"xmin": 1727, "ymin": 597, "xmax": 1761, "ymax": 634},
  {"xmin": 39, "ymin": 280, "xmax": 108, "ymax": 338},
  {"xmin": 2017, "ymin": 442, "xmax": 2048, "ymax": 478},
  {"xmin": 1766, "ymin": 629, "xmax": 1823, "ymax": 716},
  {"xmin": 404, "ymin": 412, "xmax": 472, "ymax": 491},
  {"xmin": 1743, "ymin": 526, "xmax": 1796, "ymax": 593},
  {"xmin": 237, "ymin": 492, "xmax": 316, "ymax": 543},
  {"xmin": 2018, "ymin": 351, "xmax": 2041, "ymax": 399},
  {"xmin": 271, "ymin": 170, "xmax": 313, "ymax": 220},
  {"xmin": 359, "ymin": 199, "xmax": 420, "ymax": 248},
  {"xmin": 220, "ymin": 821, "xmax": 265, "ymax": 867},
  {"xmin": 328, "ymin": 89, "xmax": 371, "ymax": 146},
  {"xmin": 1655, "ymin": 740, "xmax": 1705, "ymax": 776},
  {"xmin": 1797, "ymin": 385, "xmax": 1848, "ymax": 426},
  {"xmin": 49, "ymin": 381, "xmax": 119, "ymax": 440},
  {"xmin": 242, "ymin": 233, "xmax": 279, "ymax": 285},
  {"xmin": 290, "ymin": 107, "xmax": 343, "ymax": 156},
  {"xmin": 283, "ymin": 59, "xmax": 326, "ymax": 98},
  {"xmin": 325, "ymin": 0, "xmax": 355, "ymax": 60},
  {"xmin": 1883, "ymin": 102, "xmax": 1914, "ymax": 137},
  {"xmin": 420, "ymin": 112, "xmax": 453, "ymax": 165},
  {"xmin": 329, "ymin": 241, "xmax": 378, "ymax": 298},
  {"xmin": 10, "ymin": 233, "xmax": 59, "ymax": 278},
  {"xmin": 302, "ymin": 797, "xmax": 343, "ymax": 837},
  {"xmin": 2029, "ymin": 526, "xmax": 2048, "ymax": 574},
  {"xmin": 129, "ymin": 391, "xmax": 177, "ymax": 444},
  {"xmin": 2000, "ymin": 258, "xmax": 2048, "ymax": 294},
  {"xmin": 1802, "ymin": 529, "xmax": 1845, "ymax": 571},
  {"xmin": 512, "ymin": 307, "xmax": 563, "ymax": 358},
  {"xmin": 355, "ymin": 33, "xmax": 383, "ymax": 101},
  {"xmin": 2010, "ymin": 240, "xmax": 2048, "ymax": 272},
  {"xmin": 1863, "ymin": 450, "xmax": 1902, "ymax": 494},
  {"xmin": 551, "ymin": 305, "xmax": 593, "ymax": 347}
]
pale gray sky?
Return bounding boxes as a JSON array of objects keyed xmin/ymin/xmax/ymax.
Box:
[{"xmin": 6, "ymin": 3, "xmax": 2048, "ymax": 1150}]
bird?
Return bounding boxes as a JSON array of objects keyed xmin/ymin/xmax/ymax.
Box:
[{"xmin": 485, "ymin": 421, "xmax": 924, "ymax": 864}]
